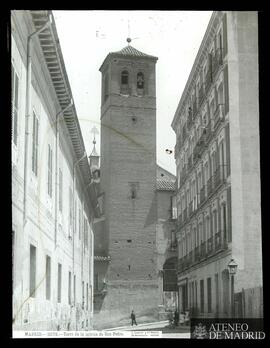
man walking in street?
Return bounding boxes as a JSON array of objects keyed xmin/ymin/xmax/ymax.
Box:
[{"xmin": 131, "ymin": 310, "xmax": 137, "ymax": 326}]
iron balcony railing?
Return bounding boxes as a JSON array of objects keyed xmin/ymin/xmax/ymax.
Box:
[
  {"xmin": 193, "ymin": 135, "xmax": 205, "ymax": 163},
  {"xmin": 187, "ymin": 111, "xmax": 193, "ymax": 130},
  {"xmin": 188, "ymin": 201, "xmax": 193, "ymax": 217},
  {"xmin": 183, "ymin": 208, "xmax": 187, "ymax": 222},
  {"xmin": 192, "ymin": 99, "xmax": 198, "ymax": 119},
  {"xmin": 198, "ymin": 85, "xmax": 204, "ymax": 107},
  {"xmin": 180, "ymin": 166, "xmax": 188, "ymax": 187},
  {"xmin": 215, "ymin": 231, "xmax": 222, "ymax": 250},
  {"xmin": 212, "ymin": 48, "xmax": 223, "ymax": 78},
  {"xmin": 203, "ymin": 122, "xmax": 212, "ymax": 144},
  {"xmin": 200, "ymin": 241, "xmax": 206, "ymax": 259},
  {"xmin": 195, "ymin": 246, "xmax": 200, "ymax": 262},
  {"xmin": 177, "ymin": 237, "xmax": 229, "ymax": 274},
  {"xmin": 200, "ymin": 186, "xmax": 206, "ymax": 205},
  {"xmin": 204, "ymin": 69, "xmax": 212, "ymax": 94},
  {"xmin": 207, "ymin": 177, "xmax": 213, "ymax": 196},
  {"xmin": 207, "ymin": 236, "xmax": 214, "ymax": 255},
  {"xmin": 213, "ymin": 104, "xmax": 225, "ymax": 129},
  {"xmin": 187, "ymin": 155, "xmax": 192, "ymax": 171}
]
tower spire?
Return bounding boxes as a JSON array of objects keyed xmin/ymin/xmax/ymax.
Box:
[{"xmin": 89, "ymin": 126, "xmax": 99, "ymax": 171}]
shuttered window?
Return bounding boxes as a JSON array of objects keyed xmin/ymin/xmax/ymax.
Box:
[
  {"xmin": 32, "ymin": 112, "xmax": 39, "ymax": 176},
  {"xmin": 11, "ymin": 64, "xmax": 19, "ymax": 146},
  {"xmin": 47, "ymin": 145, "xmax": 53, "ymax": 197},
  {"xmin": 59, "ymin": 168, "xmax": 63, "ymax": 212}
]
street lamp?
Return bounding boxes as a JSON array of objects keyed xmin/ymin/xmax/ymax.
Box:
[{"xmin": 228, "ymin": 259, "xmax": 238, "ymax": 318}]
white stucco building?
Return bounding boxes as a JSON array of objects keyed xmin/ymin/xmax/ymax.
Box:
[{"xmin": 12, "ymin": 10, "xmax": 94, "ymax": 331}]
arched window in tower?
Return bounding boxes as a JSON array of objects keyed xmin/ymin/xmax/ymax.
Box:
[
  {"xmin": 137, "ymin": 72, "xmax": 144, "ymax": 95},
  {"xmin": 104, "ymin": 73, "xmax": 109, "ymax": 102},
  {"xmin": 120, "ymin": 70, "xmax": 129, "ymax": 94}
]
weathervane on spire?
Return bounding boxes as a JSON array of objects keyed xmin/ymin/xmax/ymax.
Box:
[
  {"xmin": 90, "ymin": 126, "xmax": 99, "ymax": 156},
  {"xmin": 127, "ymin": 20, "xmax": 131, "ymax": 45}
]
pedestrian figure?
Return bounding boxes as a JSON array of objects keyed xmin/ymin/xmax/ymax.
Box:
[
  {"xmin": 131, "ymin": 310, "xmax": 137, "ymax": 326},
  {"xmin": 174, "ymin": 309, "xmax": 179, "ymax": 327}
]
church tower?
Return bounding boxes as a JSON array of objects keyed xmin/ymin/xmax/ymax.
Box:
[{"xmin": 99, "ymin": 40, "xmax": 159, "ymax": 320}]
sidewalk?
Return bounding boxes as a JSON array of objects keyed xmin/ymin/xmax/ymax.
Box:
[{"xmin": 104, "ymin": 320, "xmax": 190, "ymax": 336}]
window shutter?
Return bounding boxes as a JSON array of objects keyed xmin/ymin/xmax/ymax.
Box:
[
  {"xmin": 227, "ymin": 187, "xmax": 232, "ymax": 242},
  {"xmin": 35, "ymin": 118, "xmax": 39, "ymax": 175},
  {"xmin": 222, "ymin": 13, "xmax": 228, "ymax": 58},
  {"xmin": 225, "ymin": 123, "xmax": 230, "ymax": 177},
  {"xmin": 32, "ymin": 114, "xmax": 36, "ymax": 173},
  {"xmin": 224, "ymin": 64, "xmax": 229, "ymax": 115}
]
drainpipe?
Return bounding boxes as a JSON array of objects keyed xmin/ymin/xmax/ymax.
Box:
[
  {"xmin": 23, "ymin": 15, "xmax": 52, "ymax": 226},
  {"xmin": 54, "ymin": 101, "xmax": 73, "ymax": 248}
]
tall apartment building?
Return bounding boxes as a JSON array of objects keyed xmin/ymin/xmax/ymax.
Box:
[
  {"xmin": 12, "ymin": 10, "xmax": 94, "ymax": 330},
  {"xmin": 171, "ymin": 11, "xmax": 262, "ymax": 318}
]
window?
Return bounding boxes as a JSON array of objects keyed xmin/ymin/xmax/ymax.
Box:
[
  {"xmin": 68, "ymin": 271, "xmax": 72, "ymax": 305},
  {"xmin": 12, "ymin": 64, "xmax": 19, "ymax": 146},
  {"xmin": 104, "ymin": 73, "xmax": 109, "ymax": 102},
  {"xmin": 82, "ymin": 281, "xmax": 85, "ymax": 308},
  {"xmin": 137, "ymin": 72, "xmax": 144, "ymax": 88},
  {"xmin": 223, "ymin": 205, "xmax": 227, "ymax": 241},
  {"xmin": 200, "ymin": 279, "xmax": 204, "ymax": 313},
  {"xmin": 84, "ymin": 218, "xmax": 88, "ymax": 250},
  {"xmin": 215, "ymin": 273, "xmax": 219, "ymax": 313},
  {"xmin": 47, "ymin": 145, "xmax": 53, "ymax": 197},
  {"xmin": 69, "ymin": 187, "xmax": 73, "ymax": 235},
  {"xmin": 12, "ymin": 231, "xmax": 15, "ymax": 292},
  {"xmin": 46, "ymin": 255, "xmax": 51, "ymax": 300},
  {"xmin": 217, "ymin": 82, "xmax": 224, "ymax": 105},
  {"xmin": 213, "ymin": 210, "xmax": 218, "ymax": 235},
  {"xmin": 137, "ymin": 72, "xmax": 144, "ymax": 92},
  {"xmin": 29, "ymin": 245, "xmax": 36, "ymax": 298},
  {"xmin": 207, "ymin": 277, "xmax": 212, "ymax": 313},
  {"xmin": 59, "ymin": 169, "xmax": 63, "ymax": 212},
  {"xmin": 86, "ymin": 283, "xmax": 89, "ymax": 310},
  {"xmin": 57, "ymin": 263, "xmax": 62, "ymax": 303},
  {"xmin": 129, "ymin": 182, "xmax": 138, "ymax": 199},
  {"xmin": 74, "ymin": 275, "xmax": 76, "ymax": 305},
  {"xmin": 79, "ymin": 208, "xmax": 82, "ymax": 240},
  {"xmin": 121, "ymin": 70, "xmax": 129, "ymax": 85},
  {"xmin": 32, "ymin": 112, "xmax": 39, "ymax": 176}
]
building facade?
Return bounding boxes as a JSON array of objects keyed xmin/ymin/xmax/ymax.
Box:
[
  {"xmin": 12, "ymin": 10, "xmax": 94, "ymax": 331},
  {"xmin": 171, "ymin": 11, "xmax": 262, "ymax": 318}
]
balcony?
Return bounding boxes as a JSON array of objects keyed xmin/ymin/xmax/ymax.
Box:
[
  {"xmin": 183, "ymin": 208, "xmax": 187, "ymax": 222},
  {"xmin": 200, "ymin": 186, "xmax": 206, "ymax": 205},
  {"xmin": 195, "ymin": 246, "xmax": 200, "ymax": 262},
  {"xmin": 213, "ymin": 104, "xmax": 224, "ymax": 130},
  {"xmin": 193, "ymin": 135, "xmax": 205, "ymax": 163},
  {"xmin": 207, "ymin": 177, "xmax": 213, "ymax": 196},
  {"xmin": 188, "ymin": 201, "xmax": 193, "ymax": 217},
  {"xmin": 189, "ymin": 250, "xmax": 194, "ymax": 264},
  {"xmin": 192, "ymin": 100, "xmax": 198, "ymax": 119},
  {"xmin": 207, "ymin": 236, "xmax": 214, "ymax": 255},
  {"xmin": 200, "ymin": 241, "xmax": 206, "ymax": 259},
  {"xmin": 187, "ymin": 155, "xmax": 192, "ymax": 171},
  {"xmin": 215, "ymin": 231, "xmax": 222, "ymax": 250},
  {"xmin": 212, "ymin": 48, "xmax": 223, "ymax": 78},
  {"xmin": 198, "ymin": 85, "xmax": 204, "ymax": 107},
  {"xmin": 203, "ymin": 122, "xmax": 212, "ymax": 144},
  {"xmin": 204, "ymin": 69, "xmax": 212, "ymax": 94},
  {"xmin": 187, "ymin": 110, "xmax": 193, "ymax": 130},
  {"xmin": 180, "ymin": 166, "xmax": 188, "ymax": 187}
]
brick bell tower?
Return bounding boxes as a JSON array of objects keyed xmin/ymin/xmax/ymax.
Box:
[{"xmin": 98, "ymin": 39, "xmax": 159, "ymax": 321}]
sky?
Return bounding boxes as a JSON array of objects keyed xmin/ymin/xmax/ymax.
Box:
[{"xmin": 53, "ymin": 10, "xmax": 213, "ymax": 175}]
